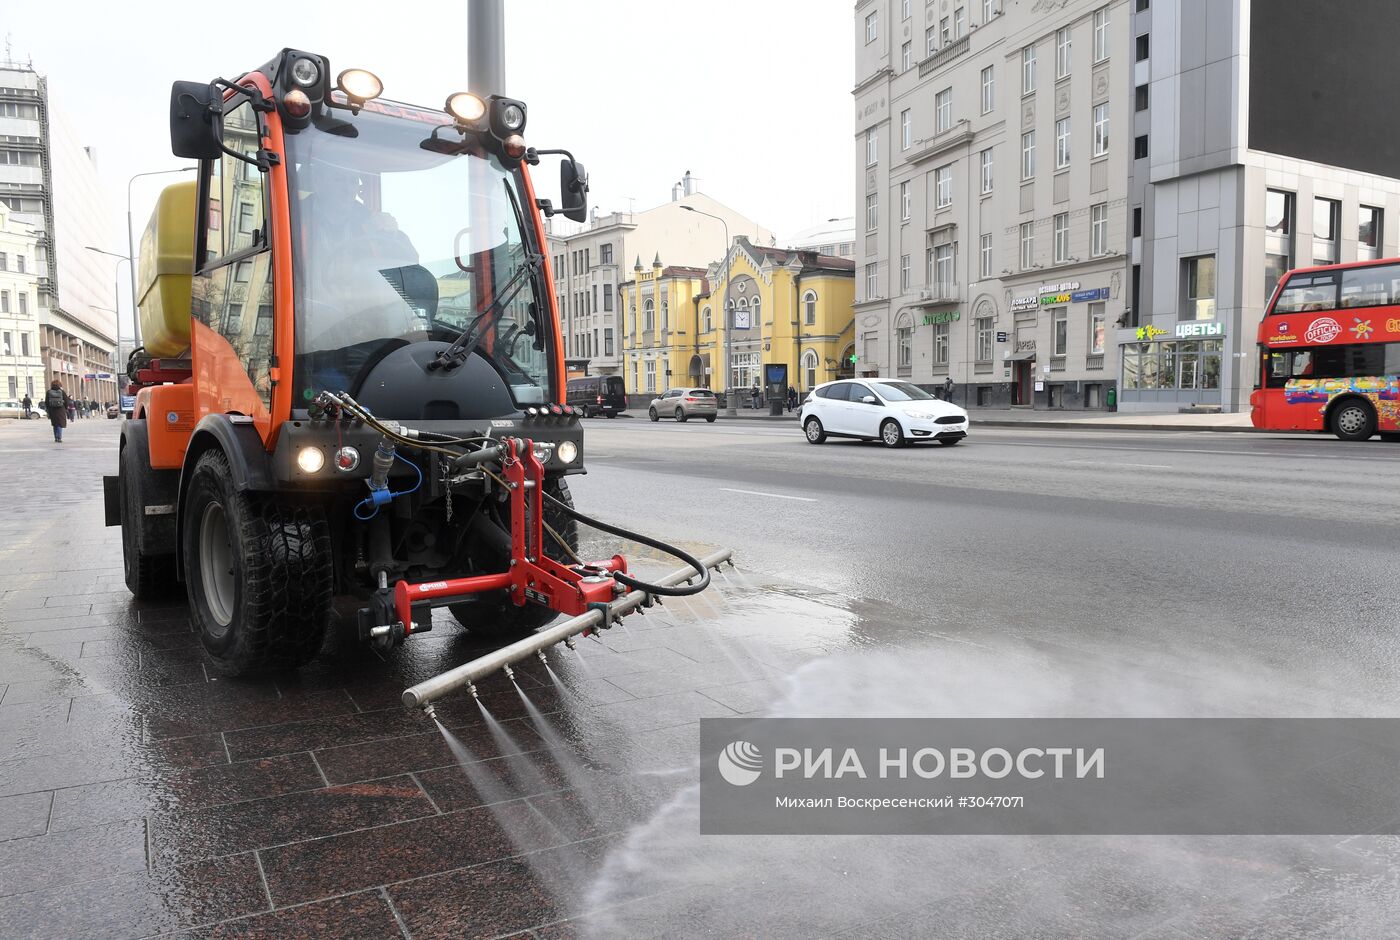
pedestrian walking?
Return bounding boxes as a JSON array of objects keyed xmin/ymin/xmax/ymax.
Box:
[
  {"xmin": 750, "ymin": 386, "xmax": 760, "ymax": 410},
  {"xmin": 786, "ymin": 385, "xmax": 798, "ymax": 412},
  {"xmin": 45, "ymin": 380, "xmax": 70, "ymax": 443},
  {"xmin": 20, "ymin": 393, "xmax": 32, "ymax": 419},
  {"xmin": 943, "ymin": 376, "xmax": 955, "ymax": 402},
  {"xmin": 66, "ymin": 398, "xmax": 76, "ymax": 422}
]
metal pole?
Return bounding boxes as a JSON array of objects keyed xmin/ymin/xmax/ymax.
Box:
[
  {"xmin": 681, "ymin": 206, "xmax": 735, "ymax": 414},
  {"xmin": 402, "ymin": 548, "xmax": 733, "ymax": 710},
  {"xmin": 468, "ymin": 0, "xmax": 507, "ymax": 94}
]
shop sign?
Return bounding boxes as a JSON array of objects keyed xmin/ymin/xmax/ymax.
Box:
[
  {"xmin": 1039, "ymin": 281, "xmax": 1081, "ymax": 294},
  {"xmin": 996, "ymin": 331, "xmax": 1008, "ymax": 343},
  {"xmin": 1175, "ymin": 322, "xmax": 1224, "ymax": 339},
  {"xmin": 1017, "ymin": 339, "xmax": 1037, "ymax": 352},
  {"xmin": 1040, "ymin": 286, "xmax": 1109, "ymax": 306},
  {"xmin": 922, "ymin": 310, "xmax": 961, "ymax": 326},
  {"xmin": 1011, "ymin": 296, "xmax": 1039, "ymax": 312},
  {"xmin": 1135, "ymin": 325, "xmax": 1168, "ymax": 341}
]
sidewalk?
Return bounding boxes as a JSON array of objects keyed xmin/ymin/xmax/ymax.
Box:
[{"xmin": 712, "ymin": 407, "xmax": 1264, "ymax": 432}]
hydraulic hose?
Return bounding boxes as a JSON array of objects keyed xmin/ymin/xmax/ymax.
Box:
[{"xmin": 541, "ymin": 491, "xmax": 711, "ymax": 597}]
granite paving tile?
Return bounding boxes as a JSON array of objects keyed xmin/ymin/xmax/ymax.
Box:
[
  {"xmin": 0, "ymin": 851, "xmax": 266, "ymax": 940},
  {"xmin": 313, "ymin": 717, "xmax": 544, "ymax": 786},
  {"xmin": 164, "ymin": 889, "xmax": 406, "ymax": 939},
  {"xmin": 0, "ymin": 745, "xmax": 135, "ymax": 797},
  {"xmin": 0, "ymin": 791, "xmax": 52, "ymax": 841},
  {"xmin": 223, "ymin": 704, "xmax": 476, "ymax": 761},
  {"xmin": 149, "ymin": 773, "xmax": 435, "ymax": 867},
  {"xmin": 386, "ymin": 834, "xmax": 621, "ymax": 940},
  {"xmin": 144, "ymin": 687, "xmax": 357, "ymax": 740},
  {"xmin": 413, "ymin": 747, "xmax": 576, "ymax": 812},
  {"xmin": 0, "ymin": 818, "xmax": 147, "ymax": 897},
  {"xmin": 260, "ymin": 801, "xmax": 568, "ymax": 907}
]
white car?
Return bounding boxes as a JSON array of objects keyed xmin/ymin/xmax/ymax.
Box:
[
  {"xmin": 0, "ymin": 399, "xmax": 42, "ymax": 420},
  {"xmin": 799, "ymin": 379, "xmax": 968, "ymax": 448}
]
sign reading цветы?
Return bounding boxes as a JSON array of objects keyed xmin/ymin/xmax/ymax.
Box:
[{"xmin": 1175, "ymin": 321, "xmax": 1225, "ymax": 338}]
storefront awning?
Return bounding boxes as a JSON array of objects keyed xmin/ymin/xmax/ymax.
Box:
[{"xmin": 1006, "ymin": 351, "xmax": 1036, "ymax": 362}]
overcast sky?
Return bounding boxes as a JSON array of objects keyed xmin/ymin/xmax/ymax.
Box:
[{"xmin": 7, "ymin": 0, "xmax": 854, "ymax": 336}]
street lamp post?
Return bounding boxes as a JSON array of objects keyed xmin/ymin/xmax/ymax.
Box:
[
  {"xmin": 680, "ymin": 205, "xmax": 736, "ymax": 415},
  {"xmin": 127, "ymin": 167, "xmax": 196, "ymax": 347},
  {"xmin": 86, "ymin": 246, "xmax": 129, "ymax": 406}
]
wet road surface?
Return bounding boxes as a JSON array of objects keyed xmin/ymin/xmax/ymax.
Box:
[{"xmin": 1, "ymin": 415, "xmax": 1398, "ymax": 938}]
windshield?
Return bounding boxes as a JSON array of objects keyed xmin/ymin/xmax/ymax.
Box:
[
  {"xmin": 871, "ymin": 381, "xmax": 935, "ymax": 402},
  {"xmin": 285, "ymin": 104, "xmax": 550, "ymax": 407}
]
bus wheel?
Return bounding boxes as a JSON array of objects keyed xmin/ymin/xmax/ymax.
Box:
[
  {"xmin": 1330, "ymin": 399, "xmax": 1376, "ymax": 442},
  {"xmin": 184, "ymin": 449, "xmax": 333, "ymax": 675}
]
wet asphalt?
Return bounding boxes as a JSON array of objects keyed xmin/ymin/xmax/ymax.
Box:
[{"xmin": 0, "ymin": 414, "xmax": 1398, "ymax": 938}]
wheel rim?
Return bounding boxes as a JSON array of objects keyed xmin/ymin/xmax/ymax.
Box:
[
  {"xmin": 676, "ymin": 408, "xmax": 684, "ymax": 419},
  {"xmin": 883, "ymin": 422, "xmax": 899, "ymax": 445},
  {"xmin": 806, "ymin": 420, "xmax": 821, "ymax": 441},
  {"xmin": 1337, "ymin": 406, "xmax": 1366, "ymax": 435},
  {"xmin": 198, "ymin": 501, "xmax": 236, "ymax": 632}
]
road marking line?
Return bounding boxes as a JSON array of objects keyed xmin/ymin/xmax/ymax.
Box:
[
  {"xmin": 719, "ymin": 487, "xmax": 817, "ymax": 502},
  {"xmin": 1119, "ymin": 463, "xmax": 1172, "ymax": 470}
]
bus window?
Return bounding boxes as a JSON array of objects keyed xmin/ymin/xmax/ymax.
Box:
[
  {"xmin": 1340, "ymin": 263, "xmax": 1400, "ymax": 308},
  {"xmin": 1273, "ymin": 273, "xmax": 1339, "ymax": 314}
]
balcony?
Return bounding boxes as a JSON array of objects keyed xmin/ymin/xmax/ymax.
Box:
[
  {"xmin": 918, "ymin": 35, "xmax": 970, "ymax": 77},
  {"xmin": 914, "ymin": 282, "xmax": 959, "ymax": 306}
]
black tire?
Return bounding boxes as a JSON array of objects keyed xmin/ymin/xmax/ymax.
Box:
[
  {"xmin": 938, "ymin": 437, "xmax": 963, "ymax": 446},
  {"xmin": 804, "ymin": 417, "xmax": 827, "ymax": 444},
  {"xmin": 119, "ymin": 441, "xmax": 177, "ymax": 599},
  {"xmin": 675, "ymin": 407, "xmax": 688, "ymax": 423},
  {"xmin": 606, "ymin": 412, "xmax": 617, "ymax": 419},
  {"xmin": 184, "ymin": 449, "xmax": 332, "ymax": 676},
  {"xmin": 1330, "ymin": 399, "xmax": 1376, "ymax": 442},
  {"xmin": 451, "ymin": 478, "xmax": 580, "ymax": 638},
  {"xmin": 705, "ymin": 415, "xmax": 716, "ymax": 423},
  {"xmin": 880, "ymin": 419, "xmax": 906, "ymax": 448},
  {"xmin": 648, "ymin": 407, "xmax": 659, "ymax": 422}
]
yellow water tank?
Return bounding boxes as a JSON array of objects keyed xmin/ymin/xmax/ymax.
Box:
[{"xmin": 136, "ymin": 180, "xmax": 197, "ymax": 358}]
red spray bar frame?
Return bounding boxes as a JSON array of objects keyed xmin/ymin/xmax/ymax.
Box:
[{"xmin": 392, "ymin": 438, "xmax": 626, "ymax": 636}]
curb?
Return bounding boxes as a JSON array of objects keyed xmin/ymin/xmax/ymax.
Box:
[{"xmin": 970, "ymin": 419, "xmax": 1281, "ymax": 434}]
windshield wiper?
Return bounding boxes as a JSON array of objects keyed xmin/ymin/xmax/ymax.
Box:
[{"xmin": 428, "ymin": 251, "xmax": 542, "ymax": 372}]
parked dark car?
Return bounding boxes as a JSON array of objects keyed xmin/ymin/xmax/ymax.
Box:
[{"xmin": 566, "ymin": 375, "xmax": 628, "ymax": 417}]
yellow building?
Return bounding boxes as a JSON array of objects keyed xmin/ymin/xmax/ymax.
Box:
[{"xmin": 619, "ymin": 238, "xmax": 855, "ymax": 402}]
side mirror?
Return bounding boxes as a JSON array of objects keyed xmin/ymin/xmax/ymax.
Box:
[
  {"xmin": 861, "ymin": 395, "xmax": 878, "ymax": 405},
  {"xmin": 169, "ymin": 81, "xmax": 223, "ymax": 160},
  {"xmin": 560, "ymin": 159, "xmax": 589, "ymax": 223}
]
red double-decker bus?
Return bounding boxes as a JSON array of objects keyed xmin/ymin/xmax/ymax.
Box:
[{"xmin": 1251, "ymin": 258, "xmax": 1400, "ymax": 441}]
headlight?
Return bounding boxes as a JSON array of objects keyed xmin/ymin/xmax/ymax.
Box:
[
  {"xmin": 532, "ymin": 442, "xmax": 553, "ymax": 464},
  {"xmin": 336, "ymin": 68, "xmax": 383, "ymax": 102},
  {"xmin": 297, "ymin": 446, "xmax": 325, "ymax": 473},
  {"xmin": 334, "ymin": 446, "xmax": 360, "ymax": 472},
  {"xmin": 290, "ymin": 57, "xmax": 321, "ymax": 88},
  {"xmin": 908, "ymin": 411, "xmax": 938, "ymax": 420},
  {"xmin": 556, "ymin": 440, "xmax": 578, "ymax": 464},
  {"xmin": 446, "ymin": 92, "xmax": 487, "ymax": 124},
  {"xmin": 500, "ymin": 103, "xmax": 525, "ymax": 130}
]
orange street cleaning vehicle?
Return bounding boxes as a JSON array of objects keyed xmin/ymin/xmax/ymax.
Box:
[{"xmin": 105, "ymin": 50, "xmax": 714, "ymax": 676}]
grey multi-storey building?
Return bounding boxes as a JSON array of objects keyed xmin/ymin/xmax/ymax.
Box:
[{"xmin": 855, "ymin": 0, "xmax": 1400, "ymax": 413}]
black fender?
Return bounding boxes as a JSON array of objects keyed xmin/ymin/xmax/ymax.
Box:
[
  {"xmin": 175, "ymin": 415, "xmax": 276, "ymax": 578},
  {"xmin": 111, "ymin": 420, "xmax": 180, "ymax": 551}
]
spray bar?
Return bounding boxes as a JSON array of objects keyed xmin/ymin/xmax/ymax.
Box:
[{"xmin": 401, "ymin": 548, "xmax": 734, "ymax": 711}]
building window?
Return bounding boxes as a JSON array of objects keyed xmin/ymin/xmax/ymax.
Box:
[
  {"xmin": 865, "ymin": 10, "xmax": 878, "ymax": 43},
  {"xmin": 645, "ymin": 359, "xmax": 656, "ymax": 392},
  {"xmin": 643, "ymin": 298, "xmax": 655, "ymax": 332},
  {"xmin": 901, "ymin": 109, "xmax": 912, "ymax": 150},
  {"xmin": 1092, "ymin": 103, "xmax": 1109, "ymax": 156},
  {"xmin": 981, "ymin": 66, "xmax": 995, "ymax": 114},
  {"xmin": 1020, "ymin": 221, "xmax": 1035, "ymax": 269},
  {"xmin": 1053, "ymin": 212, "xmax": 1070, "ymax": 263},
  {"xmin": 980, "ymin": 148, "xmax": 994, "ymax": 194},
  {"xmin": 1091, "ymin": 203, "xmax": 1108, "ymax": 256},
  {"xmin": 16, "ymin": 255, "xmax": 25, "ymax": 274},
  {"xmin": 980, "ymin": 233, "xmax": 993, "ymax": 278},
  {"xmin": 1137, "ymin": 0, "xmax": 1149, "ymax": 9},
  {"xmin": 1056, "ymin": 27, "xmax": 1072, "ymax": 78},
  {"xmin": 1133, "ymin": 206, "xmax": 1143, "ymax": 237},
  {"xmin": 902, "ymin": 42, "xmax": 912, "ymax": 71},
  {"xmin": 954, "ymin": 6, "xmax": 966, "ymax": 37},
  {"xmin": 1055, "ymin": 117, "xmax": 1071, "ymax": 168},
  {"xmin": 604, "ymin": 329, "xmax": 614, "ymax": 356},
  {"xmin": 803, "ymin": 290, "xmax": 818, "ymax": 325},
  {"xmin": 866, "ymin": 127, "xmax": 878, "ymax": 166},
  {"xmin": 1022, "ymin": 45, "xmax": 1037, "ymax": 95},
  {"xmin": 600, "ymin": 243, "xmax": 613, "ymax": 265},
  {"xmin": 0, "ymin": 253, "xmax": 6, "ymax": 271},
  {"xmin": 702, "ymin": 305, "xmax": 712, "ymax": 332},
  {"xmin": 927, "ymin": 26, "xmax": 937, "ymax": 56},
  {"xmin": 983, "ymin": 0, "xmax": 996, "ymax": 22},
  {"xmin": 902, "ymin": 0, "xmax": 911, "ymax": 20},
  {"xmin": 941, "ymin": 16, "xmax": 951, "ymax": 45},
  {"xmin": 1182, "ymin": 255, "xmax": 1217, "ymax": 320},
  {"xmin": 1313, "ymin": 197, "xmax": 1339, "ymax": 265},
  {"xmin": 17, "ymin": 293, "xmax": 26, "ymax": 316},
  {"xmin": 1093, "ymin": 8, "xmax": 1110, "ymax": 62},
  {"xmin": 933, "ymin": 243, "xmax": 954, "ymax": 289},
  {"xmin": 975, "ymin": 316, "xmax": 994, "ymax": 361},
  {"xmin": 1136, "ymin": 34, "xmax": 1149, "ymax": 61},
  {"xmin": 900, "ymin": 181, "xmax": 911, "ymax": 221},
  {"xmin": 935, "ymin": 165, "xmax": 953, "ymax": 208},
  {"xmin": 899, "ymin": 254, "xmax": 911, "ymax": 292},
  {"xmin": 1135, "ymin": 85, "xmax": 1149, "ymax": 111},
  {"xmin": 865, "ymin": 263, "xmax": 879, "ymax": 299},
  {"xmin": 934, "ymin": 322, "xmax": 951, "ymax": 365},
  {"xmin": 1265, "ymin": 189, "xmax": 1295, "ymax": 297},
  {"xmin": 1021, "ymin": 131, "xmax": 1036, "ymax": 179},
  {"xmin": 935, "ymin": 88, "xmax": 952, "ymax": 134},
  {"xmin": 1089, "ymin": 303, "xmax": 1106, "ymax": 354},
  {"xmin": 802, "ymin": 349, "xmax": 819, "ymax": 389},
  {"xmin": 1134, "ymin": 135, "xmax": 1149, "ymax": 159},
  {"xmin": 0, "ymin": 291, "xmax": 7, "ymax": 312},
  {"xmin": 866, "ymin": 192, "xmax": 879, "ymax": 232},
  {"xmin": 21, "ymin": 333, "xmax": 30, "ymax": 356},
  {"xmin": 603, "ymin": 283, "xmax": 614, "ymax": 312},
  {"xmin": 1360, "ymin": 205, "xmax": 1383, "ymax": 261},
  {"xmin": 897, "ymin": 315, "xmax": 913, "ymax": 369},
  {"xmin": 1051, "ymin": 307, "xmax": 1068, "ymax": 355}
]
